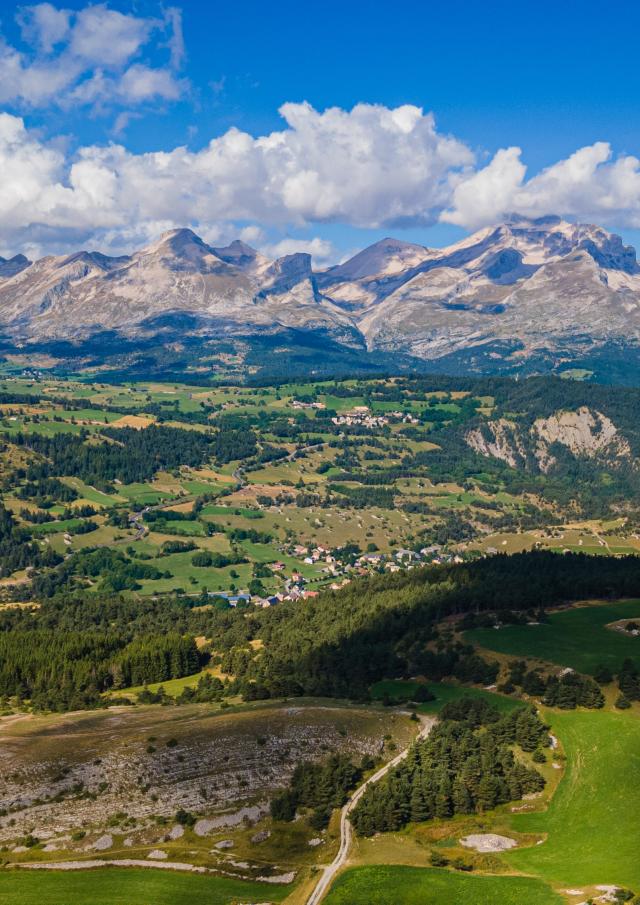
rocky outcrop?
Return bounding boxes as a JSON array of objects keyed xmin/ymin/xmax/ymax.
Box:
[
  {"xmin": 466, "ymin": 407, "xmax": 631, "ymax": 473},
  {"xmin": 466, "ymin": 419, "xmax": 528, "ymax": 469}
]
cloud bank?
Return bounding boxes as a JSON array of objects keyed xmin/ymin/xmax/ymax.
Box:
[
  {"xmin": 0, "ymin": 2, "xmax": 186, "ymax": 110},
  {"xmin": 2, "ymin": 97, "xmax": 640, "ymax": 258}
]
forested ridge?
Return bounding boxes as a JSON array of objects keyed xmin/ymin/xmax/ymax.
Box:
[
  {"xmin": 0, "ymin": 551, "xmax": 638, "ymax": 710},
  {"xmin": 231, "ymin": 551, "xmax": 640, "ymax": 698}
]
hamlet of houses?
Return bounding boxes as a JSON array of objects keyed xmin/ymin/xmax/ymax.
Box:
[
  {"xmin": 291, "ymin": 399, "xmax": 419, "ymax": 429},
  {"xmin": 208, "ymin": 541, "xmax": 463, "ymax": 612}
]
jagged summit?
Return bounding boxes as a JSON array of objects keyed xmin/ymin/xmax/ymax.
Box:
[{"xmin": 1, "ymin": 217, "xmax": 640, "ymax": 373}]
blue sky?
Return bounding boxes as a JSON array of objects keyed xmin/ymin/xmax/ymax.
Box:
[{"xmin": 1, "ymin": 0, "xmax": 640, "ymax": 261}]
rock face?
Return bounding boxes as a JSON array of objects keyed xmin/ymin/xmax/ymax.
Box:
[
  {"xmin": 3, "ymin": 216, "xmax": 640, "ymax": 373},
  {"xmin": 466, "ymin": 406, "xmax": 631, "ymax": 473},
  {"xmin": 0, "ymin": 229, "xmax": 357, "ymax": 345}
]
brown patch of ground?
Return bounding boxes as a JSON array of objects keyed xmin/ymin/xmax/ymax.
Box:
[{"xmin": 110, "ymin": 415, "xmax": 155, "ymax": 429}]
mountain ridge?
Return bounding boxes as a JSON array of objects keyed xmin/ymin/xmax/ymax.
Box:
[{"xmin": 2, "ymin": 216, "xmax": 640, "ymax": 377}]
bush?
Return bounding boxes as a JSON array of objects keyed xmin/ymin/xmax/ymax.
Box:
[{"xmin": 175, "ymin": 809, "xmax": 196, "ymax": 827}]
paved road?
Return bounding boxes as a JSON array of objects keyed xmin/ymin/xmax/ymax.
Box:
[{"xmin": 306, "ymin": 716, "xmax": 435, "ymax": 905}]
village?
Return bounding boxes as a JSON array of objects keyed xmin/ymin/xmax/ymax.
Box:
[
  {"xmin": 212, "ymin": 541, "xmax": 463, "ymax": 610},
  {"xmin": 291, "ymin": 399, "xmax": 420, "ymax": 428}
]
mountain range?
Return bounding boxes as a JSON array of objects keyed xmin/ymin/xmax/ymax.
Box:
[{"xmin": 2, "ymin": 215, "xmax": 640, "ymax": 379}]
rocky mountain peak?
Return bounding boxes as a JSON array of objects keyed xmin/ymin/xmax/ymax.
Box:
[
  {"xmin": 0, "ymin": 253, "xmax": 31, "ymax": 279},
  {"xmin": 260, "ymin": 252, "xmax": 315, "ymax": 295},
  {"xmin": 1, "ymin": 218, "xmax": 640, "ymax": 378},
  {"xmin": 321, "ymin": 237, "xmax": 432, "ymax": 284}
]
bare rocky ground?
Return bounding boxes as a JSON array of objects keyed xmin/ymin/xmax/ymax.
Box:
[{"xmin": 0, "ymin": 703, "xmax": 411, "ymax": 859}]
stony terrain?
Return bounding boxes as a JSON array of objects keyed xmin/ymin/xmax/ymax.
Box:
[{"xmin": 0, "ymin": 704, "xmax": 407, "ymax": 846}]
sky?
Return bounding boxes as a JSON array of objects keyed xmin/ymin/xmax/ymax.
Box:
[{"xmin": 1, "ymin": 0, "xmax": 640, "ymax": 264}]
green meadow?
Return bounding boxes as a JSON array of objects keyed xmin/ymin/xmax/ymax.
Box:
[
  {"xmin": 0, "ymin": 869, "xmax": 289, "ymax": 905},
  {"xmin": 323, "ymin": 865, "xmax": 562, "ymax": 905},
  {"xmin": 467, "ymin": 600, "xmax": 640, "ymax": 673},
  {"xmin": 506, "ymin": 708, "xmax": 640, "ymax": 889},
  {"xmin": 369, "ymin": 679, "xmax": 522, "ymax": 714}
]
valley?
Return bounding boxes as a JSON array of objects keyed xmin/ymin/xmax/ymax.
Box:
[
  {"xmin": 0, "ymin": 371, "xmax": 639, "ymax": 905},
  {"xmin": 1, "ymin": 1, "xmax": 638, "ymax": 903}
]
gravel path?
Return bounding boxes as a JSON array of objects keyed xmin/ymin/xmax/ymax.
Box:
[{"xmin": 306, "ymin": 716, "xmax": 435, "ymax": 905}]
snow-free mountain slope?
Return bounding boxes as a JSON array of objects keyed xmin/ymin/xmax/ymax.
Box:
[{"xmin": 2, "ymin": 216, "xmax": 640, "ymax": 375}]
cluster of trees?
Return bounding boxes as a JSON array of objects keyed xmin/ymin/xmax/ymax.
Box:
[
  {"xmin": 19, "ymin": 508, "xmax": 55, "ymax": 523},
  {"xmin": 616, "ymin": 659, "xmax": 640, "ymax": 708},
  {"xmin": 227, "ymin": 527, "xmax": 273, "ymax": 544},
  {"xmin": 191, "ymin": 551, "xmax": 246, "ymax": 568},
  {"xmin": 329, "ymin": 484, "xmax": 396, "ymax": 510},
  {"xmin": 270, "ymin": 754, "xmax": 362, "ymax": 828},
  {"xmin": 543, "ymin": 673, "xmax": 604, "ymax": 709},
  {"xmin": 30, "ymin": 546, "xmax": 171, "ymax": 598},
  {"xmin": 13, "ymin": 425, "xmax": 215, "ymax": 490},
  {"xmin": 16, "ymin": 477, "xmax": 78, "ymax": 506},
  {"xmin": 0, "ymin": 503, "xmax": 62, "ymax": 578},
  {"xmin": 351, "ymin": 699, "xmax": 547, "ymax": 836},
  {"xmin": 0, "ymin": 628, "xmax": 202, "ymax": 710},
  {"xmin": 502, "ymin": 661, "xmax": 605, "ymax": 709},
  {"xmin": 143, "ymin": 509, "xmax": 197, "ymax": 525},
  {"xmin": 115, "ymin": 634, "xmax": 200, "ymax": 688},
  {"xmin": 160, "ymin": 540, "xmax": 197, "ymax": 555},
  {"xmin": 176, "ymin": 672, "xmax": 226, "ymax": 704}
]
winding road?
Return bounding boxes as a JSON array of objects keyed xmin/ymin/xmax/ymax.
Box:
[{"xmin": 306, "ymin": 715, "xmax": 436, "ymax": 905}]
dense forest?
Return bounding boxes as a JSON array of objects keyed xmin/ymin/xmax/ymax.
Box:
[
  {"xmin": 0, "ymin": 551, "xmax": 638, "ymax": 710},
  {"xmin": 12, "ymin": 425, "xmax": 215, "ymax": 490},
  {"xmin": 0, "ymin": 629, "xmax": 201, "ymax": 711},
  {"xmin": 351, "ymin": 698, "xmax": 547, "ymax": 836}
]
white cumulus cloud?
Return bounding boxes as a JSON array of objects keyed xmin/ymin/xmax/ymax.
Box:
[
  {"xmin": 444, "ymin": 142, "xmax": 640, "ymax": 229},
  {"xmin": 2, "ymin": 100, "xmax": 640, "ymax": 259},
  {"xmin": 0, "ymin": 2, "xmax": 186, "ymax": 112},
  {"xmin": 262, "ymin": 237, "xmax": 336, "ymax": 266}
]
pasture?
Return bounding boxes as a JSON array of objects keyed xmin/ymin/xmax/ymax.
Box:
[
  {"xmin": 506, "ymin": 708, "xmax": 640, "ymax": 889},
  {"xmin": 467, "ymin": 600, "xmax": 640, "ymax": 673},
  {"xmin": 0, "ymin": 868, "xmax": 289, "ymax": 905},
  {"xmin": 369, "ymin": 679, "xmax": 522, "ymax": 715},
  {"xmin": 323, "ymin": 865, "xmax": 562, "ymax": 905}
]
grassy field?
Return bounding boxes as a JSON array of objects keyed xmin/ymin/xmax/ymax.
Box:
[
  {"xmin": 106, "ymin": 668, "xmax": 218, "ymax": 699},
  {"xmin": 506, "ymin": 708, "xmax": 640, "ymax": 889},
  {"xmin": 466, "ymin": 600, "xmax": 640, "ymax": 673},
  {"xmin": 323, "ymin": 865, "xmax": 562, "ymax": 905},
  {"xmin": 0, "ymin": 868, "xmax": 289, "ymax": 905},
  {"xmin": 369, "ymin": 679, "xmax": 522, "ymax": 715}
]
